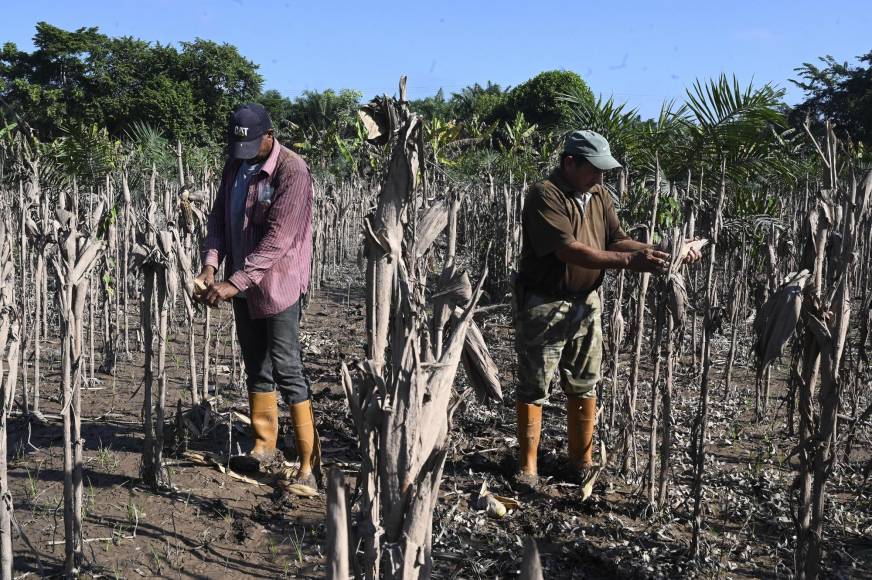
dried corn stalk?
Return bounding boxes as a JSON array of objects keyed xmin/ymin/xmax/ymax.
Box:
[
  {"xmin": 176, "ymin": 182, "xmax": 208, "ymax": 405},
  {"xmin": 648, "ymin": 228, "xmax": 703, "ymax": 505},
  {"xmin": 519, "ymin": 538, "xmax": 544, "ymax": 580},
  {"xmin": 620, "ymin": 157, "xmax": 663, "ymax": 475},
  {"xmin": 0, "ymin": 216, "xmax": 21, "ymax": 579},
  {"xmin": 690, "ymin": 158, "xmax": 727, "ymax": 558},
  {"xmin": 325, "ymin": 468, "xmax": 350, "ymax": 580},
  {"xmin": 51, "ymin": 198, "xmax": 106, "ymax": 576},
  {"xmin": 339, "ymin": 81, "xmax": 498, "ymax": 580},
  {"xmin": 130, "ymin": 169, "xmax": 178, "ymax": 489},
  {"xmin": 608, "ymin": 271, "xmax": 625, "ymax": 429},
  {"xmin": 794, "ymin": 124, "xmax": 867, "ymax": 580},
  {"xmin": 21, "ymin": 159, "xmax": 53, "ymax": 421}
]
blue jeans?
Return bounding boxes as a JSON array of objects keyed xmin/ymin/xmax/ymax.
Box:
[{"xmin": 232, "ymin": 298, "xmax": 310, "ymax": 405}]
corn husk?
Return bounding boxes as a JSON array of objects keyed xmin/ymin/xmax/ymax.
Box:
[
  {"xmin": 666, "ymin": 272, "xmax": 689, "ymax": 328},
  {"xmin": 183, "ymin": 451, "xmax": 262, "ymax": 486},
  {"xmin": 433, "ymin": 266, "xmax": 471, "ymax": 321},
  {"xmin": 460, "ymin": 315, "xmax": 503, "ymax": 402},
  {"xmin": 580, "ymin": 441, "xmax": 607, "ymax": 502},
  {"xmin": 754, "ymin": 269, "xmax": 811, "ymax": 376},
  {"xmin": 477, "ymin": 481, "xmax": 515, "ymax": 518},
  {"xmin": 677, "ymin": 238, "xmax": 709, "ymax": 266},
  {"xmin": 477, "ymin": 493, "xmax": 507, "ymax": 518},
  {"xmin": 432, "ymin": 267, "xmax": 501, "ymax": 401},
  {"xmin": 192, "ymin": 278, "xmax": 207, "ymax": 296},
  {"xmin": 492, "ymin": 494, "xmax": 521, "ymax": 510},
  {"xmin": 659, "ymin": 231, "xmax": 698, "ymax": 327},
  {"xmin": 358, "ymin": 95, "xmax": 400, "ymax": 145},
  {"xmin": 411, "ymin": 200, "xmax": 449, "ymax": 259},
  {"xmin": 280, "ymin": 481, "xmax": 320, "ymax": 498}
]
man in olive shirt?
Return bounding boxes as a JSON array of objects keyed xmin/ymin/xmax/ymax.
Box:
[{"xmin": 514, "ymin": 130, "xmax": 698, "ymax": 492}]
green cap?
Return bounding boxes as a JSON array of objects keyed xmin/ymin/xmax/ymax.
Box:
[{"xmin": 563, "ymin": 130, "xmax": 621, "ymax": 171}]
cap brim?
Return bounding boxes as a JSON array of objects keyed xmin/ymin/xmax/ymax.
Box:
[
  {"xmin": 230, "ymin": 137, "xmax": 262, "ymax": 160},
  {"xmin": 587, "ymin": 155, "xmax": 622, "ymax": 171}
]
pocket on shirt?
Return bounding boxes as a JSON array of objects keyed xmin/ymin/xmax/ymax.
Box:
[
  {"xmin": 251, "ymin": 182, "xmax": 274, "ymax": 225},
  {"xmin": 258, "ymin": 183, "xmax": 275, "ymax": 204}
]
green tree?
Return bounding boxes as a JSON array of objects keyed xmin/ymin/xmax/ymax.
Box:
[
  {"xmin": 284, "ymin": 88, "xmax": 362, "ymax": 171},
  {"xmin": 257, "ymin": 89, "xmax": 295, "ymax": 140},
  {"xmin": 561, "ymin": 92, "xmax": 643, "ymax": 166},
  {"xmin": 410, "ymin": 88, "xmax": 453, "ymax": 121},
  {"xmin": 684, "ymin": 74, "xmax": 785, "ymax": 182},
  {"xmin": 288, "ymin": 88, "xmax": 362, "ymax": 134},
  {"xmin": 0, "ymin": 23, "xmax": 262, "ymax": 144},
  {"xmin": 790, "ymin": 52, "xmax": 872, "ymax": 146},
  {"xmin": 500, "ymin": 70, "xmax": 594, "ymax": 129},
  {"xmin": 449, "ymin": 82, "xmax": 508, "ymax": 121},
  {"xmin": 0, "ymin": 23, "xmax": 106, "ymax": 136},
  {"xmin": 176, "ymin": 38, "xmax": 263, "ymax": 141}
]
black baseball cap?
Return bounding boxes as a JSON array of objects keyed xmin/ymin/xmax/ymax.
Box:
[{"xmin": 228, "ymin": 103, "xmax": 272, "ymax": 160}]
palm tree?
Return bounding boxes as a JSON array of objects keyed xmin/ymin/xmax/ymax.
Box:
[
  {"xmin": 682, "ymin": 74, "xmax": 785, "ymax": 558},
  {"xmin": 684, "ymin": 74, "xmax": 785, "ymax": 188},
  {"xmin": 559, "ymin": 92, "xmax": 641, "ymax": 168}
]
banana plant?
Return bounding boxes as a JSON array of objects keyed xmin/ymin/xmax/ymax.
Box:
[
  {"xmin": 501, "ymin": 112, "xmax": 537, "ymax": 156},
  {"xmin": 425, "ymin": 117, "xmax": 463, "ymax": 167}
]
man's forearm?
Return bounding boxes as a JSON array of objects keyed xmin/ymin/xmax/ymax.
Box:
[
  {"xmin": 608, "ymin": 238, "xmax": 652, "ymax": 253},
  {"xmin": 555, "ymin": 241, "xmax": 631, "ymax": 269}
]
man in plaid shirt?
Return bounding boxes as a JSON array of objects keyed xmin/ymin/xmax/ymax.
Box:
[{"xmin": 195, "ymin": 102, "xmax": 318, "ymax": 495}]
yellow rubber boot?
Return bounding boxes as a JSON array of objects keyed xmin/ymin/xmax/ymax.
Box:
[
  {"xmin": 285, "ymin": 400, "xmax": 319, "ymax": 496},
  {"xmin": 516, "ymin": 402, "xmax": 542, "ymax": 488},
  {"xmin": 567, "ymin": 396, "xmax": 601, "ymax": 501},
  {"xmin": 229, "ymin": 391, "xmax": 278, "ymax": 473},
  {"xmin": 567, "ymin": 396, "xmax": 596, "ymax": 466},
  {"xmin": 250, "ymin": 391, "xmax": 279, "ymax": 456}
]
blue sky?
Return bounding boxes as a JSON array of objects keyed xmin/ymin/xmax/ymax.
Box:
[{"xmin": 3, "ymin": 0, "xmax": 871, "ymax": 118}]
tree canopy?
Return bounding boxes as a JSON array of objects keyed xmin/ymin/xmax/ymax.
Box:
[
  {"xmin": 499, "ymin": 69, "xmax": 594, "ymax": 130},
  {"xmin": 790, "ymin": 52, "xmax": 872, "ymax": 146},
  {"xmin": 1, "ymin": 22, "xmax": 868, "ymax": 188},
  {"xmin": 0, "ymin": 22, "xmax": 262, "ymax": 144}
]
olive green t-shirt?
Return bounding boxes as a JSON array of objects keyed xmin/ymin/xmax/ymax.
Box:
[{"xmin": 518, "ymin": 168, "xmax": 628, "ymax": 296}]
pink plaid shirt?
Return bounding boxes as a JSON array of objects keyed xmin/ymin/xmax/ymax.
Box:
[{"xmin": 203, "ymin": 140, "xmax": 313, "ymax": 319}]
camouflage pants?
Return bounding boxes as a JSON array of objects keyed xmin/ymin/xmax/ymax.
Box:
[{"xmin": 513, "ymin": 288, "xmax": 603, "ymax": 405}]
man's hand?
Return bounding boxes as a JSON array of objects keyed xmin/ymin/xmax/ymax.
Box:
[
  {"xmin": 684, "ymin": 247, "xmax": 702, "ymax": 264},
  {"xmin": 193, "ymin": 266, "xmax": 216, "ymax": 302},
  {"xmin": 683, "ymin": 239, "xmax": 704, "ymax": 264},
  {"xmin": 204, "ymin": 281, "xmax": 239, "ymax": 307},
  {"xmin": 627, "ymin": 249, "xmax": 670, "ymax": 274}
]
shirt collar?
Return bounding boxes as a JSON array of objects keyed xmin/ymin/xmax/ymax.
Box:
[{"xmin": 260, "ymin": 138, "xmax": 282, "ymax": 176}]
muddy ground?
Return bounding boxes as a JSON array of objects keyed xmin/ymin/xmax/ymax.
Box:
[{"xmin": 8, "ymin": 271, "xmax": 872, "ymax": 579}]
